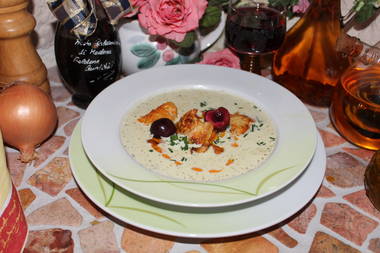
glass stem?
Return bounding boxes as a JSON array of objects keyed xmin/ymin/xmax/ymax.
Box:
[{"xmin": 241, "ymin": 54, "xmax": 261, "ymax": 75}]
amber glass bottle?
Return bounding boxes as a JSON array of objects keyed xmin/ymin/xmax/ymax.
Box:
[
  {"xmin": 330, "ymin": 36, "xmax": 380, "ymax": 150},
  {"xmin": 365, "ymin": 151, "xmax": 380, "ymax": 211},
  {"xmin": 272, "ymin": 0, "xmax": 349, "ymax": 107}
]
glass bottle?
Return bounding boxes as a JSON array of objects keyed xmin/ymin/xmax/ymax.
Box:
[
  {"xmin": 335, "ymin": 33, "xmax": 380, "ymax": 65},
  {"xmin": 54, "ymin": 0, "xmax": 121, "ymax": 109},
  {"xmin": 365, "ymin": 150, "xmax": 380, "ymax": 211},
  {"xmin": 272, "ymin": 0, "xmax": 349, "ymax": 107},
  {"xmin": 364, "ymin": 151, "xmax": 380, "ymax": 211},
  {"xmin": 330, "ymin": 35, "xmax": 380, "ymax": 150},
  {"xmin": 0, "ymin": 131, "xmax": 28, "ymax": 252}
]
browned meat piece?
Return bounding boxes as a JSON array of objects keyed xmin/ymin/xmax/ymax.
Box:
[
  {"xmin": 176, "ymin": 109, "xmax": 199, "ymax": 136},
  {"xmin": 211, "ymin": 144, "xmax": 224, "ymax": 154},
  {"xmin": 191, "ymin": 145, "xmax": 210, "ymax": 153},
  {"xmin": 138, "ymin": 102, "xmax": 177, "ymax": 125},
  {"xmin": 177, "ymin": 109, "xmax": 213, "ymax": 144},
  {"xmin": 177, "ymin": 109, "xmax": 222, "ymax": 154},
  {"xmin": 230, "ymin": 113, "xmax": 254, "ymax": 136}
]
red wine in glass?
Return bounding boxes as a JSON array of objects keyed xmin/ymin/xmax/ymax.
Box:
[{"xmin": 225, "ymin": 3, "xmax": 286, "ymax": 74}]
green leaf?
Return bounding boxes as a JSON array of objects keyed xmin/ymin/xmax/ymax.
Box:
[
  {"xmin": 268, "ymin": 0, "xmax": 301, "ymax": 18},
  {"xmin": 131, "ymin": 43, "xmax": 157, "ymax": 57},
  {"xmin": 171, "ymin": 31, "xmax": 196, "ymax": 48},
  {"xmin": 200, "ymin": 6, "xmax": 222, "ymax": 28},
  {"xmin": 137, "ymin": 52, "xmax": 160, "ymax": 69},
  {"xmin": 354, "ymin": 3, "xmax": 377, "ymax": 23},
  {"xmin": 268, "ymin": 0, "xmax": 291, "ymax": 8},
  {"xmin": 207, "ymin": 0, "xmax": 228, "ymax": 7}
]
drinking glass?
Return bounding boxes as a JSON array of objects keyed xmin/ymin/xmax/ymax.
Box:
[
  {"xmin": 225, "ymin": 0, "xmax": 286, "ymax": 74},
  {"xmin": 330, "ymin": 63, "xmax": 380, "ymax": 150}
]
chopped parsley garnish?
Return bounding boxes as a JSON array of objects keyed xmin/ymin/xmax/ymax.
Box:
[
  {"xmin": 213, "ymin": 138, "xmax": 225, "ymax": 144},
  {"xmin": 169, "ymin": 134, "xmax": 189, "ymax": 151},
  {"xmin": 251, "ymin": 124, "xmax": 260, "ymax": 132},
  {"xmin": 149, "ymin": 149, "xmax": 153, "ymax": 152},
  {"xmin": 180, "ymin": 136, "xmax": 189, "ymax": 151},
  {"xmin": 257, "ymin": 141, "xmax": 266, "ymax": 146},
  {"xmin": 181, "ymin": 157, "xmax": 188, "ymax": 162},
  {"xmin": 251, "ymin": 118, "xmax": 264, "ymax": 132},
  {"xmin": 168, "ymin": 148, "xmax": 173, "ymax": 153},
  {"xmin": 253, "ymin": 105, "xmax": 262, "ymax": 111},
  {"xmin": 200, "ymin": 101, "xmax": 207, "ymax": 107},
  {"xmin": 269, "ymin": 136, "xmax": 276, "ymax": 141},
  {"xmin": 169, "ymin": 134, "xmax": 178, "ymax": 145}
]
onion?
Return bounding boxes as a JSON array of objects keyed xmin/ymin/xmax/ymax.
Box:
[{"xmin": 0, "ymin": 82, "xmax": 58, "ymax": 162}]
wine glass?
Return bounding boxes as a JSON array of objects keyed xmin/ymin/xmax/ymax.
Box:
[{"xmin": 225, "ymin": 0, "xmax": 286, "ymax": 74}]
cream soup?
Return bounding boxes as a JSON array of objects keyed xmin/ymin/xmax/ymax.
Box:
[{"xmin": 120, "ymin": 89, "xmax": 277, "ymax": 182}]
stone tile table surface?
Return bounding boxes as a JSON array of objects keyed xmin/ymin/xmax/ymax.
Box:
[
  {"xmin": 4, "ymin": 38, "xmax": 377, "ymax": 252},
  {"xmin": 8, "ymin": 0, "xmax": 380, "ymax": 248}
]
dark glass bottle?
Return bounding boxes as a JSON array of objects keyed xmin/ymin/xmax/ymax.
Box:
[{"xmin": 54, "ymin": 1, "xmax": 121, "ymax": 109}]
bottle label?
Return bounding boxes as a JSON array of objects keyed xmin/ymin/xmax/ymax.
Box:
[
  {"xmin": 0, "ymin": 184, "xmax": 28, "ymax": 252},
  {"xmin": 72, "ymin": 38, "xmax": 120, "ymax": 72}
]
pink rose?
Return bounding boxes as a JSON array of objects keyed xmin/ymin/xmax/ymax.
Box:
[
  {"xmin": 163, "ymin": 50, "xmax": 175, "ymax": 62},
  {"xmin": 138, "ymin": 0, "xmax": 208, "ymax": 42},
  {"xmin": 292, "ymin": 0, "xmax": 310, "ymax": 13},
  {"xmin": 198, "ymin": 48, "xmax": 240, "ymax": 69},
  {"xmin": 156, "ymin": 41, "xmax": 167, "ymax": 50}
]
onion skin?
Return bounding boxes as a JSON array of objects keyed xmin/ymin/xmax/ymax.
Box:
[{"xmin": 0, "ymin": 83, "xmax": 58, "ymax": 162}]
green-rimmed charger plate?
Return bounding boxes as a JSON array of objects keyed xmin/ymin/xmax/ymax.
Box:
[{"xmin": 70, "ymin": 122, "xmax": 325, "ymax": 238}]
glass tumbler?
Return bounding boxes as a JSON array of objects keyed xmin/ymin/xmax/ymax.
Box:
[{"xmin": 330, "ymin": 63, "xmax": 380, "ymax": 150}]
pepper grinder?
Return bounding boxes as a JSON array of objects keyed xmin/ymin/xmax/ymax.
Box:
[{"xmin": 0, "ymin": 0, "xmax": 50, "ymax": 93}]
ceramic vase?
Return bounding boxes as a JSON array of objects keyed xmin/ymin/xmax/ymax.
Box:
[{"xmin": 118, "ymin": 20, "xmax": 201, "ymax": 75}]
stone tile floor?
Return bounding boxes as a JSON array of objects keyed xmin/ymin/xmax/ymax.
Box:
[{"xmin": 8, "ymin": 64, "xmax": 380, "ymax": 252}]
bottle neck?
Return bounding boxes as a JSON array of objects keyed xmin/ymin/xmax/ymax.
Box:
[
  {"xmin": 336, "ymin": 33, "xmax": 380, "ymax": 65},
  {"xmin": 94, "ymin": 0, "xmax": 107, "ymax": 21},
  {"xmin": 312, "ymin": 0, "xmax": 341, "ymax": 15},
  {"xmin": 360, "ymin": 46, "xmax": 380, "ymax": 65}
]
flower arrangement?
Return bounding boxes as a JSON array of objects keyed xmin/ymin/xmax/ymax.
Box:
[
  {"xmin": 198, "ymin": 48, "xmax": 240, "ymax": 69},
  {"xmin": 269, "ymin": 0, "xmax": 380, "ymax": 23},
  {"xmin": 127, "ymin": 0, "xmax": 227, "ymax": 47},
  {"xmin": 345, "ymin": 0, "xmax": 380, "ymax": 23}
]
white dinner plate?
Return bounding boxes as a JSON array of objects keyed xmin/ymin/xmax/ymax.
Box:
[
  {"xmin": 70, "ymin": 123, "xmax": 325, "ymax": 238},
  {"xmin": 81, "ymin": 64, "xmax": 317, "ymax": 208}
]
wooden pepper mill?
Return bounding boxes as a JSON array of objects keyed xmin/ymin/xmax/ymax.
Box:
[{"xmin": 0, "ymin": 0, "xmax": 50, "ymax": 93}]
